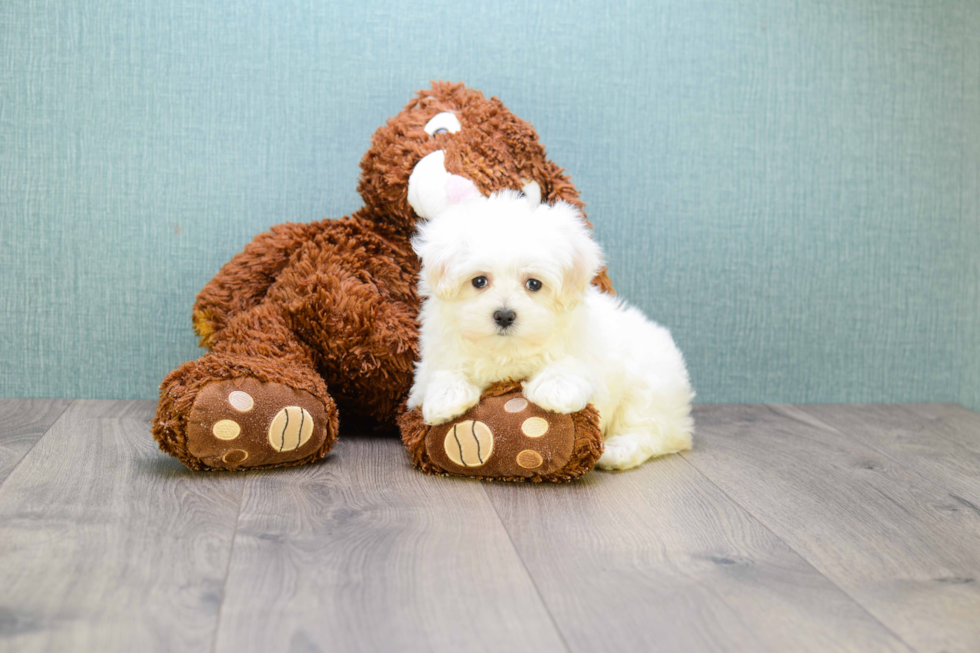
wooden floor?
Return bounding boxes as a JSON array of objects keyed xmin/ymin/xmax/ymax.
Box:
[{"xmin": 1, "ymin": 401, "xmax": 979, "ymax": 652}]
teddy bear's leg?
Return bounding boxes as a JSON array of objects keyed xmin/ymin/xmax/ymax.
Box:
[
  {"xmin": 273, "ymin": 255, "xmax": 421, "ymax": 425},
  {"xmin": 191, "ymin": 220, "xmax": 333, "ymax": 348},
  {"xmin": 399, "ymin": 382, "xmax": 605, "ymax": 482},
  {"xmin": 152, "ymin": 302, "xmax": 339, "ymax": 471}
]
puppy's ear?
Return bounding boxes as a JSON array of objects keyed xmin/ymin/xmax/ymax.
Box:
[
  {"xmin": 423, "ymin": 259, "xmax": 461, "ymax": 300},
  {"xmin": 412, "ymin": 223, "xmax": 465, "ymax": 300},
  {"xmin": 408, "ymin": 150, "xmax": 481, "ymax": 220},
  {"xmin": 551, "ymin": 203, "xmax": 604, "ymax": 309}
]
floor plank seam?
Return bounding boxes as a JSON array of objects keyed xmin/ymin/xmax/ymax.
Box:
[
  {"xmin": 0, "ymin": 399, "xmax": 73, "ymax": 492},
  {"xmin": 777, "ymin": 405, "xmax": 930, "ymax": 479},
  {"xmin": 789, "ymin": 404, "xmax": 980, "ymax": 516},
  {"xmin": 676, "ymin": 449, "xmax": 921, "ymax": 653},
  {"xmin": 209, "ymin": 475, "xmax": 248, "ymax": 653},
  {"xmin": 481, "ymin": 485, "xmax": 575, "ymax": 653},
  {"xmin": 889, "ymin": 403, "xmax": 980, "ymax": 456}
]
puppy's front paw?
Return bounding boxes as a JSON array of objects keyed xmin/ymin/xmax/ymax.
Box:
[
  {"xmin": 523, "ymin": 372, "xmax": 592, "ymax": 414},
  {"xmin": 422, "ymin": 380, "xmax": 481, "ymax": 425}
]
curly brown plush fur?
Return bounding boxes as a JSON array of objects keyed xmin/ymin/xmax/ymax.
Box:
[{"xmin": 152, "ymin": 81, "xmax": 613, "ymax": 471}]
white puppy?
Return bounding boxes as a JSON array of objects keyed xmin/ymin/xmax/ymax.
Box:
[{"xmin": 406, "ymin": 190, "xmax": 694, "ymax": 470}]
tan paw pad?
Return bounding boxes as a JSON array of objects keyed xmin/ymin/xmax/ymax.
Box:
[
  {"xmin": 521, "ymin": 416, "xmax": 549, "ymax": 438},
  {"xmin": 212, "ymin": 419, "xmax": 241, "ymax": 440},
  {"xmin": 504, "ymin": 398, "xmax": 528, "ymax": 413},
  {"xmin": 228, "ymin": 390, "xmax": 254, "ymax": 412},
  {"xmin": 444, "ymin": 420, "xmax": 494, "ymax": 467},
  {"xmin": 222, "ymin": 449, "xmax": 249, "ymax": 464},
  {"xmin": 516, "ymin": 449, "xmax": 543, "ymax": 469},
  {"xmin": 268, "ymin": 406, "xmax": 315, "ymax": 452}
]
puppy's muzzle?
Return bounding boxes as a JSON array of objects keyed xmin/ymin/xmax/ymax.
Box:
[{"xmin": 493, "ymin": 308, "xmax": 517, "ymax": 330}]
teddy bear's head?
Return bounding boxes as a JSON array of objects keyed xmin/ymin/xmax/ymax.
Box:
[{"xmin": 356, "ymin": 81, "xmax": 583, "ymax": 236}]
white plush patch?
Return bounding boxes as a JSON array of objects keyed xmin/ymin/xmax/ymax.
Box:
[
  {"xmin": 504, "ymin": 397, "xmax": 528, "ymax": 413},
  {"xmin": 407, "ymin": 150, "xmax": 480, "ymax": 221},
  {"xmin": 520, "ymin": 179, "xmax": 542, "ymax": 207},
  {"xmin": 228, "ymin": 390, "xmax": 254, "ymax": 412},
  {"xmin": 423, "ymin": 111, "xmax": 461, "ymax": 136}
]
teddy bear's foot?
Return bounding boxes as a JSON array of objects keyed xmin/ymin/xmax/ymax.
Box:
[
  {"xmin": 182, "ymin": 377, "xmax": 333, "ymax": 470},
  {"xmin": 399, "ymin": 381, "xmax": 604, "ymax": 482}
]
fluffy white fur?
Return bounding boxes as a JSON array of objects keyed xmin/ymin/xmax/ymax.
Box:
[{"xmin": 407, "ymin": 191, "xmax": 694, "ymax": 470}]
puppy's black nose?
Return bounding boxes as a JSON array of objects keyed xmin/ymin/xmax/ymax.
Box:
[{"xmin": 493, "ymin": 308, "xmax": 517, "ymax": 329}]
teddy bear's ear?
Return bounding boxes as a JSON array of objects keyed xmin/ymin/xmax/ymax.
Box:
[
  {"xmin": 521, "ymin": 179, "xmax": 542, "ymax": 207},
  {"xmin": 408, "ymin": 150, "xmax": 480, "ymax": 220}
]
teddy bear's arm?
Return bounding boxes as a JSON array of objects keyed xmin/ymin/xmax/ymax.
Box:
[{"xmin": 192, "ymin": 219, "xmax": 332, "ymax": 348}]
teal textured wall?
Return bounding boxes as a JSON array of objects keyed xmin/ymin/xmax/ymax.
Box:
[{"xmin": 2, "ymin": 0, "xmax": 978, "ymax": 409}]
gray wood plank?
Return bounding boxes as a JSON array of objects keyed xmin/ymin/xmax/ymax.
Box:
[
  {"xmin": 483, "ymin": 453, "xmax": 912, "ymax": 653},
  {"xmin": 687, "ymin": 404, "xmax": 980, "ymax": 653},
  {"xmin": 0, "ymin": 399, "xmax": 71, "ymax": 485},
  {"xmin": 0, "ymin": 400, "xmax": 244, "ymax": 653},
  {"xmin": 213, "ymin": 436, "xmax": 568, "ymax": 653},
  {"xmin": 902, "ymin": 403, "xmax": 980, "ymax": 458},
  {"xmin": 797, "ymin": 403, "xmax": 980, "ymax": 507}
]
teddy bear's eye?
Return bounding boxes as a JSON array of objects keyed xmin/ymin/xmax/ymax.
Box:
[
  {"xmin": 424, "ymin": 112, "xmax": 462, "ymax": 137},
  {"xmin": 472, "ymin": 276, "xmax": 489, "ymax": 289},
  {"xmin": 525, "ymin": 279, "xmax": 542, "ymax": 292}
]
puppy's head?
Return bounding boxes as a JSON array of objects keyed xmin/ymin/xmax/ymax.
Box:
[{"xmin": 412, "ymin": 190, "xmax": 604, "ymax": 349}]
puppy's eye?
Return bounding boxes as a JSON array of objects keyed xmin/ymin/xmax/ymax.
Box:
[
  {"xmin": 525, "ymin": 279, "xmax": 542, "ymax": 292},
  {"xmin": 472, "ymin": 276, "xmax": 489, "ymax": 289}
]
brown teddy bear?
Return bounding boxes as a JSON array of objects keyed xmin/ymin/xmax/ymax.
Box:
[{"xmin": 152, "ymin": 81, "xmax": 613, "ymax": 480}]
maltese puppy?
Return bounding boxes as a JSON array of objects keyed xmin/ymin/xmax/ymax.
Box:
[{"xmin": 406, "ymin": 188, "xmax": 694, "ymax": 470}]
